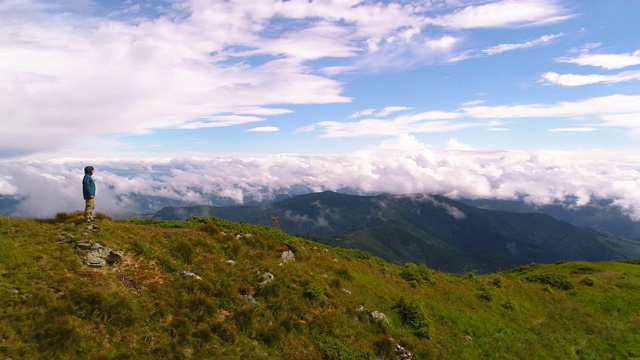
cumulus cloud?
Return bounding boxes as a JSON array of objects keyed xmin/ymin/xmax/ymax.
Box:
[
  {"xmin": 1, "ymin": 0, "xmax": 434, "ymax": 158},
  {"xmin": 1, "ymin": 136, "xmax": 639, "ymax": 220}
]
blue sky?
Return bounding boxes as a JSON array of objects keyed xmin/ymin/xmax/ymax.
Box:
[{"xmin": 1, "ymin": 0, "xmax": 640, "ymax": 219}]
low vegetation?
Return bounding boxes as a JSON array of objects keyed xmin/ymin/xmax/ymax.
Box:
[{"xmin": 1, "ymin": 213, "xmax": 640, "ymax": 359}]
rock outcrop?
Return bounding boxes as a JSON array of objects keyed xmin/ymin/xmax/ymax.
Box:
[{"xmin": 75, "ymin": 240, "xmax": 123, "ymax": 267}]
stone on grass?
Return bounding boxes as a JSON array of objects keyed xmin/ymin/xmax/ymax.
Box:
[
  {"xmin": 259, "ymin": 272, "xmax": 274, "ymax": 286},
  {"xmin": 281, "ymin": 250, "xmax": 295, "ymax": 263},
  {"xmin": 180, "ymin": 271, "xmax": 202, "ymax": 280}
]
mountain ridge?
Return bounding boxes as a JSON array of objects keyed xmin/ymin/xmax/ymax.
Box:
[{"xmin": 153, "ymin": 191, "xmax": 640, "ymax": 273}]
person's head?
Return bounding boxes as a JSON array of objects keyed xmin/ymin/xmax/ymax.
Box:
[{"xmin": 84, "ymin": 166, "xmax": 95, "ymax": 175}]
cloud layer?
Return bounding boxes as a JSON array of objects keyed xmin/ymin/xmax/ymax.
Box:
[{"xmin": 2, "ymin": 136, "xmax": 639, "ymax": 220}]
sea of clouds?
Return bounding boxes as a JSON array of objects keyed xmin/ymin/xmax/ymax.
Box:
[{"xmin": 1, "ymin": 136, "xmax": 639, "ymax": 220}]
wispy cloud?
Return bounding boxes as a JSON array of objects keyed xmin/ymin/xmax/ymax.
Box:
[
  {"xmin": 247, "ymin": 126, "xmax": 279, "ymax": 132},
  {"xmin": 308, "ymin": 94, "xmax": 640, "ymax": 138},
  {"xmin": 541, "ymin": 71, "xmax": 640, "ymax": 86},
  {"xmin": 347, "ymin": 109, "xmax": 376, "ymax": 119},
  {"xmin": 482, "ymin": 33, "xmax": 564, "ymax": 55},
  {"xmin": 548, "ymin": 127, "xmax": 597, "ymax": 132},
  {"xmin": 426, "ymin": 0, "xmax": 573, "ymax": 29},
  {"xmin": 376, "ymin": 106, "xmax": 412, "ymax": 117},
  {"xmin": 555, "ymin": 49, "xmax": 640, "ymax": 69}
]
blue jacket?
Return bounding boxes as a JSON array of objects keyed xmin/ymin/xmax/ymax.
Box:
[{"xmin": 82, "ymin": 174, "xmax": 95, "ymax": 200}]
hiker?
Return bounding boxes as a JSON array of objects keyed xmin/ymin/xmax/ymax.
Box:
[{"xmin": 82, "ymin": 166, "xmax": 96, "ymax": 222}]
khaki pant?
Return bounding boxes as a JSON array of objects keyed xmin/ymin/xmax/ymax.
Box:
[{"xmin": 84, "ymin": 198, "xmax": 95, "ymax": 221}]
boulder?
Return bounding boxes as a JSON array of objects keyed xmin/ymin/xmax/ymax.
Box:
[{"xmin": 281, "ymin": 250, "xmax": 295, "ymax": 263}]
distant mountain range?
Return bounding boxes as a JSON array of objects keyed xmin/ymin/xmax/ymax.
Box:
[
  {"xmin": 458, "ymin": 198, "xmax": 640, "ymax": 241},
  {"xmin": 153, "ymin": 191, "xmax": 640, "ymax": 273}
]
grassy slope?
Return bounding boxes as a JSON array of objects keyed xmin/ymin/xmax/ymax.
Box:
[{"xmin": 1, "ymin": 214, "xmax": 640, "ymax": 359}]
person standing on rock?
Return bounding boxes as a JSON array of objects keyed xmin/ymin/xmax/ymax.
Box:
[{"xmin": 82, "ymin": 166, "xmax": 96, "ymax": 222}]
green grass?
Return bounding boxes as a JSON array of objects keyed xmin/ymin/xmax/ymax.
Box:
[{"xmin": 1, "ymin": 213, "xmax": 640, "ymax": 359}]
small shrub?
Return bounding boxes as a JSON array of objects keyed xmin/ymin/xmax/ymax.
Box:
[
  {"xmin": 580, "ymin": 276, "xmax": 596, "ymax": 287},
  {"xmin": 490, "ymin": 276, "xmax": 504, "ymax": 288},
  {"xmin": 328, "ymin": 277, "xmax": 342, "ymax": 289},
  {"xmin": 186, "ymin": 295, "xmax": 218, "ymax": 323},
  {"xmin": 211, "ymin": 321, "xmax": 238, "ymax": 343},
  {"xmin": 256, "ymin": 281, "xmax": 282, "ymax": 300},
  {"xmin": 232, "ymin": 306, "xmax": 256, "ymax": 333},
  {"xmin": 571, "ymin": 266, "xmax": 601, "ymax": 275},
  {"xmin": 477, "ymin": 285, "xmax": 494, "ymax": 302},
  {"xmin": 54, "ymin": 211, "xmax": 81, "ymax": 223},
  {"xmin": 508, "ymin": 263, "xmax": 541, "ymax": 275},
  {"xmin": 373, "ymin": 335, "xmax": 396, "ymax": 359},
  {"xmin": 501, "ymin": 300, "xmax": 516, "ymax": 311},
  {"xmin": 303, "ymin": 283, "xmax": 324, "ymax": 300},
  {"xmin": 170, "ymin": 240, "xmax": 195, "ymax": 264},
  {"xmin": 157, "ymin": 255, "xmax": 178, "ymax": 273},
  {"xmin": 525, "ymin": 274, "xmax": 574, "ymax": 290},
  {"xmin": 466, "ymin": 272, "xmax": 479, "ymax": 283},
  {"xmin": 222, "ymin": 239, "xmax": 242, "ymax": 259},
  {"xmin": 197, "ymin": 223, "xmax": 220, "ymax": 235},
  {"xmin": 393, "ymin": 297, "xmax": 434, "ymax": 339},
  {"xmin": 400, "ymin": 263, "xmax": 434, "ymax": 287},
  {"xmin": 69, "ymin": 287, "xmax": 137, "ymax": 327},
  {"xmin": 35, "ymin": 315, "xmax": 80, "ymax": 357},
  {"xmin": 128, "ymin": 240, "xmax": 153, "ymax": 256},
  {"xmin": 336, "ymin": 267, "xmax": 353, "ymax": 280},
  {"xmin": 619, "ymin": 259, "xmax": 640, "ymax": 265},
  {"xmin": 192, "ymin": 323, "xmax": 214, "ymax": 343},
  {"xmin": 94, "ymin": 212, "xmax": 112, "ymax": 221},
  {"xmin": 257, "ymin": 326, "xmax": 284, "ymax": 346},
  {"xmin": 169, "ymin": 316, "xmax": 191, "ymax": 343},
  {"xmin": 313, "ymin": 334, "xmax": 373, "ymax": 360}
]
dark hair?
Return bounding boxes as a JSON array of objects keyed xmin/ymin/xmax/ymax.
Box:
[{"xmin": 84, "ymin": 166, "xmax": 94, "ymax": 174}]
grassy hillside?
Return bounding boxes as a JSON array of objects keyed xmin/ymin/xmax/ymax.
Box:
[{"xmin": 1, "ymin": 214, "xmax": 640, "ymax": 359}]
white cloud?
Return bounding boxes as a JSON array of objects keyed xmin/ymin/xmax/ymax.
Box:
[
  {"xmin": 446, "ymin": 138, "xmax": 475, "ymax": 151},
  {"xmin": 309, "ymin": 94, "xmax": 640, "ymax": 138},
  {"xmin": 177, "ymin": 115, "xmax": 266, "ymax": 129},
  {"xmin": 482, "ymin": 33, "xmax": 563, "ymax": 55},
  {"xmin": 313, "ymin": 110, "xmax": 481, "ymax": 138},
  {"xmin": 541, "ymin": 71, "xmax": 640, "ymax": 86},
  {"xmin": 424, "ymin": 35, "xmax": 459, "ymax": 50},
  {"xmin": 555, "ymin": 50, "xmax": 640, "ymax": 69},
  {"xmin": 2, "ymin": 137, "xmax": 639, "ymax": 220},
  {"xmin": 548, "ymin": 127, "xmax": 597, "ymax": 132},
  {"xmin": 462, "ymin": 94, "xmax": 640, "ymax": 130},
  {"xmin": 247, "ymin": 126, "xmax": 279, "ymax": 132},
  {"xmin": 426, "ymin": 0, "xmax": 573, "ymax": 29},
  {"xmin": 376, "ymin": 106, "xmax": 412, "ymax": 117},
  {"xmin": 5, "ymin": 0, "xmax": 441, "ymax": 158},
  {"xmin": 347, "ymin": 108, "xmax": 376, "ymax": 119}
]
